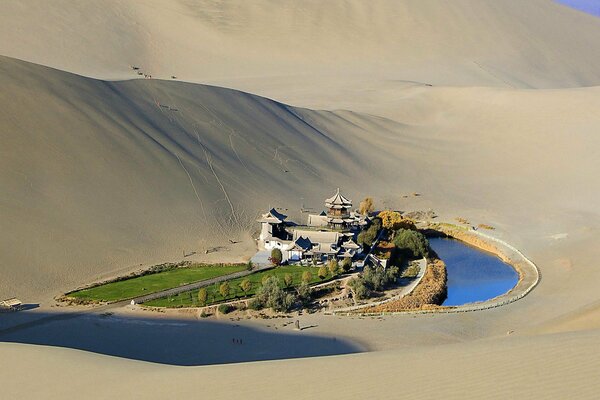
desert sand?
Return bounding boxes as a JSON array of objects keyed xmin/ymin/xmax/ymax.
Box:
[{"xmin": 1, "ymin": 0, "xmax": 600, "ymax": 398}]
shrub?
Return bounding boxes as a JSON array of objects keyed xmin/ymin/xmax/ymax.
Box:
[
  {"xmin": 255, "ymin": 276, "xmax": 296, "ymax": 312},
  {"xmin": 348, "ymin": 277, "xmax": 371, "ymax": 300},
  {"xmin": 239, "ymin": 279, "xmax": 252, "ymax": 296},
  {"xmin": 358, "ymin": 229, "xmax": 376, "ymax": 248},
  {"xmin": 219, "ymin": 281, "xmax": 231, "ymax": 299},
  {"xmin": 283, "ymin": 273, "xmax": 293, "ymax": 288},
  {"xmin": 341, "ymin": 257, "xmax": 352, "ymax": 272},
  {"xmin": 318, "ymin": 266, "xmax": 328, "ymax": 280},
  {"xmin": 262, "ymin": 274, "xmax": 274, "ymax": 285},
  {"xmin": 248, "ymin": 298, "xmax": 263, "ymax": 311},
  {"xmin": 246, "ymin": 260, "xmax": 254, "ymax": 271},
  {"xmin": 218, "ymin": 304, "xmax": 234, "ymax": 314},
  {"xmin": 197, "ymin": 287, "xmax": 208, "ymax": 306},
  {"xmin": 401, "ymin": 264, "xmax": 420, "ymax": 278},
  {"xmin": 296, "ymin": 282, "xmax": 312, "ymax": 306},
  {"xmin": 359, "ymin": 197, "xmax": 374, "ymax": 215},
  {"xmin": 352, "ymin": 265, "xmax": 401, "ymax": 298},
  {"xmin": 269, "ymin": 248, "xmax": 283, "ymax": 266},
  {"xmin": 302, "ymin": 270, "xmax": 313, "ymax": 283},
  {"xmin": 393, "ymin": 229, "xmax": 429, "ymax": 258},
  {"xmin": 357, "ymin": 218, "xmax": 382, "ymax": 248},
  {"xmin": 328, "ymin": 259, "xmax": 340, "ymax": 277},
  {"xmin": 363, "ymin": 266, "xmax": 386, "ymax": 291}
]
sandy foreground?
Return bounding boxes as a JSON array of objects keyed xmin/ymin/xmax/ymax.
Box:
[{"xmin": 1, "ymin": 0, "xmax": 600, "ymax": 398}]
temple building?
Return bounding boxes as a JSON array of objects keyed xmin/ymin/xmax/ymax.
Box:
[
  {"xmin": 257, "ymin": 189, "xmax": 368, "ymax": 264},
  {"xmin": 325, "ymin": 188, "xmax": 354, "ymax": 230}
]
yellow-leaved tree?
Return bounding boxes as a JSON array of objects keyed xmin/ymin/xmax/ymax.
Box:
[{"xmin": 378, "ymin": 210, "xmax": 416, "ymax": 231}]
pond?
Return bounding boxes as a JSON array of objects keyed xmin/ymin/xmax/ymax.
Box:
[{"xmin": 428, "ymin": 237, "xmax": 519, "ymax": 306}]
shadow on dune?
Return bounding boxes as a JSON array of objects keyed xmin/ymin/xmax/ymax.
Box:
[{"xmin": 0, "ymin": 311, "xmax": 362, "ymax": 366}]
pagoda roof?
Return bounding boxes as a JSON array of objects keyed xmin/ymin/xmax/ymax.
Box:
[
  {"xmin": 325, "ymin": 188, "xmax": 352, "ymax": 208},
  {"xmin": 257, "ymin": 208, "xmax": 288, "ymax": 223},
  {"xmin": 342, "ymin": 239, "xmax": 360, "ymax": 249}
]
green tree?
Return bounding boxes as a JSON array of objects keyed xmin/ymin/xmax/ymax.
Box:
[
  {"xmin": 262, "ymin": 274, "xmax": 274, "ymax": 285},
  {"xmin": 302, "ymin": 270, "xmax": 313, "ymax": 283},
  {"xmin": 219, "ymin": 281, "xmax": 231, "ymax": 299},
  {"xmin": 270, "ymin": 248, "xmax": 283, "ymax": 266},
  {"xmin": 239, "ymin": 279, "xmax": 252, "ymax": 296},
  {"xmin": 393, "ymin": 229, "xmax": 429, "ymax": 258},
  {"xmin": 246, "ymin": 260, "xmax": 254, "ymax": 271},
  {"xmin": 348, "ymin": 277, "xmax": 370, "ymax": 300},
  {"xmin": 197, "ymin": 287, "xmax": 207, "ymax": 306},
  {"xmin": 283, "ymin": 273, "xmax": 294, "ymax": 288},
  {"xmin": 357, "ymin": 218, "xmax": 382, "ymax": 248},
  {"xmin": 328, "ymin": 259, "xmax": 340, "ymax": 277},
  {"xmin": 254, "ymin": 276, "xmax": 296, "ymax": 312},
  {"xmin": 318, "ymin": 266, "xmax": 328, "ymax": 280},
  {"xmin": 296, "ymin": 282, "xmax": 312, "ymax": 306},
  {"xmin": 341, "ymin": 257, "xmax": 352, "ymax": 272}
]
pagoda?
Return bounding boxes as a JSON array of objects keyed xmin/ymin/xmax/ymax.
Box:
[{"xmin": 325, "ymin": 188, "xmax": 353, "ymax": 230}]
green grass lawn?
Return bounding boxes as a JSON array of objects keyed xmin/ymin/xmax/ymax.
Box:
[
  {"xmin": 144, "ymin": 265, "xmax": 325, "ymax": 308},
  {"xmin": 68, "ymin": 264, "xmax": 246, "ymax": 302}
]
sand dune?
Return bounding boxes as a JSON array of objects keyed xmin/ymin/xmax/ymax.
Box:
[
  {"xmin": 0, "ymin": 55, "xmax": 415, "ymax": 302},
  {"xmin": 1, "ymin": 0, "xmax": 600, "ymax": 399},
  {"xmin": 2, "ymin": 0, "xmax": 600, "ymax": 112}
]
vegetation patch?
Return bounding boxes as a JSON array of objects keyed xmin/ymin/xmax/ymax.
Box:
[
  {"xmin": 361, "ymin": 259, "xmax": 447, "ymax": 313},
  {"xmin": 67, "ymin": 263, "xmax": 246, "ymax": 303},
  {"xmin": 143, "ymin": 265, "xmax": 325, "ymax": 308},
  {"xmin": 348, "ymin": 265, "xmax": 401, "ymax": 300}
]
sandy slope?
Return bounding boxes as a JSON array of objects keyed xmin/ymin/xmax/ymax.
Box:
[
  {"xmin": 1, "ymin": 0, "xmax": 600, "ymax": 398},
  {"xmin": 0, "ymin": 55, "xmax": 415, "ymax": 301},
  {"xmin": 2, "ymin": 0, "xmax": 600, "ymax": 111}
]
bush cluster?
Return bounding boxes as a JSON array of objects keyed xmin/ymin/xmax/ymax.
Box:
[
  {"xmin": 218, "ymin": 304, "xmax": 234, "ymax": 314},
  {"xmin": 357, "ymin": 218, "xmax": 382, "ymax": 248},
  {"xmin": 269, "ymin": 248, "xmax": 283, "ymax": 266},
  {"xmin": 252, "ymin": 276, "xmax": 296, "ymax": 312},
  {"xmin": 392, "ymin": 229, "xmax": 429, "ymax": 258},
  {"xmin": 348, "ymin": 265, "xmax": 401, "ymax": 300}
]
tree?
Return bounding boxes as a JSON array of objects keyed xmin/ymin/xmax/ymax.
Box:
[
  {"xmin": 357, "ymin": 229, "xmax": 376, "ymax": 248},
  {"xmin": 296, "ymin": 282, "xmax": 312, "ymax": 306},
  {"xmin": 283, "ymin": 273, "xmax": 294, "ymax": 288},
  {"xmin": 262, "ymin": 274, "xmax": 274, "ymax": 285},
  {"xmin": 359, "ymin": 197, "xmax": 374, "ymax": 215},
  {"xmin": 239, "ymin": 279, "xmax": 252, "ymax": 296},
  {"xmin": 269, "ymin": 248, "xmax": 283, "ymax": 266},
  {"xmin": 197, "ymin": 287, "xmax": 207, "ymax": 306},
  {"xmin": 378, "ymin": 210, "xmax": 416, "ymax": 231},
  {"xmin": 302, "ymin": 270, "xmax": 313, "ymax": 283},
  {"xmin": 357, "ymin": 218, "xmax": 382, "ymax": 248},
  {"xmin": 393, "ymin": 229, "xmax": 429, "ymax": 258},
  {"xmin": 219, "ymin": 281, "xmax": 231, "ymax": 299},
  {"xmin": 348, "ymin": 277, "xmax": 370, "ymax": 300},
  {"xmin": 318, "ymin": 266, "xmax": 328, "ymax": 280},
  {"xmin": 254, "ymin": 276, "xmax": 296, "ymax": 312},
  {"xmin": 328, "ymin": 259, "xmax": 340, "ymax": 277},
  {"xmin": 341, "ymin": 257, "xmax": 352, "ymax": 272},
  {"xmin": 246, "ymin": 260, "xmax": 254, "ymax": 271}
]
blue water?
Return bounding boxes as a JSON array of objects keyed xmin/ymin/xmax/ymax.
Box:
[
  {"xmin": 556, "ymin": 0, "xmax": 600, "ymax": 17},
  {"xmin": 428, "ymin": 237, "xmax": 519, "ymax": 306}
]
